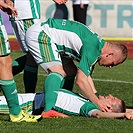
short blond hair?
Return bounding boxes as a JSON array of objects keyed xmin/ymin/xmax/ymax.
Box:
[
  {"xmin": 112, "ymin": 99, "xmax": 126, "ymax": 113},
  {"xmin": 108, "ymin": 42, "xmax": 128, "ymax": 63}
]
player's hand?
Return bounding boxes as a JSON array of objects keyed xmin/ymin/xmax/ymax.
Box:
[
  {"xmin": 97, "ymin": 100, "xmax": 111, "ymax": 112},
  {"xmin": 97, "ymin": 95, "xmax": 112, "ymax": 112},
  {"xmin": 125, "ymin": 111, "xmax": 133, "ymax": 120},
  {"xmin": 53, "ymin": 0, "xmax": 68, "ymax": 4},
  {"xmin": 5, "ymin": 0, "xmax": 14, "ymax": 7},
  {"xmin": 1, "ymin": 5, "xmax": 18, "ymax": 18},
  {"xmin": 80, "ymin": 4, "xmax": 84, "ymax": 9}
]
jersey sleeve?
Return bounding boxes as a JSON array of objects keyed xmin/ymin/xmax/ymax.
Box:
[
  {"xmin": 78, "ymin": 46, "xmax": 101, "ymax": 76},
  {"xmin": 80, "ymin": 101, "xmax": 100, "ymax": 117},
  {"xmin": 78, "ymin": 29, "xmax": 105, "ymax": 76}
]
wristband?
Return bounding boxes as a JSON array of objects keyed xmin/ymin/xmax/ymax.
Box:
[{"xmin": 95, "ymin": 92, "xmax": 100, "ymax": 98}]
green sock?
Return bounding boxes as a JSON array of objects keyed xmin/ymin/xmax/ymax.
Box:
[
  {"xmin": 44, "ymin": 72, "xmax": 64, "ymax": 111},
  {"xmin": 24, "ymin": 65, "xmax": 38, "ymax": 93},
  {"xmin": 12, "ymin": 54, "xmax": 27, "ymax": 76},
  {"xmin": 0, "ymin": 79, "xmax": 21, "ymax": 115}
]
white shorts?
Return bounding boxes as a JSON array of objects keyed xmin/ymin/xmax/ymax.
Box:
[
  {"xmin": 0, "ymin": 93, "xmax": 44, "ymax": 114},
  {"xmin": 0, "ymin": 25, "xmax": 11, "ymax": 56},
  {"xmin": 25, "ymin": 23, "xmax": 62, "ymax": 71},
  {"xmin": 11, "ymin": 19, "xmax": 40, "ymax": 52}
]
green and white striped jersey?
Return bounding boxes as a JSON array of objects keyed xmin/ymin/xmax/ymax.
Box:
[
  {"xmin": 11, "ymin": 0, "xmax": 40, "ymax": 20},
  {"xmin": 54, "ymin": 89, "xmax": 100, "ymax": 117},
  {"xmin": 0, "ymin": 14, "xmax": 3, "ymax": 26},
  {"xmin": 0, "ymin": 93, "xmax": 35, "ymax": 114},
  {"xmin": 41, "ymin": 18, "xmax": 105, "ymax": 76},
  {"xmin": 0, "ymin": 89, "xmax": 99, "ymax": 117},
  {"xmin": 0, "ymin": 13, "xmax": 11, "ymax": 55}
]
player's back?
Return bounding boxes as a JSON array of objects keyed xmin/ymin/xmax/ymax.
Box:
[{"xmin": 41, "ymin": 18, "xmax": 94, "ymax": 60}]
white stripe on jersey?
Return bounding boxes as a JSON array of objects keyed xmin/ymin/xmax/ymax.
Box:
[
  {"xmin": 42, "ymin": 24, "xmax": 83, "ymax": 55},
  {"xmin": 0, "ymin": 14, "xmax": 2, "ymax": 25},
  {"xmin": 55, "ymin": 91, "xmax": 87, "ymax": 114},
  {"xmin": 0, "ymin": 94, "xmax": 35, "ymax": 106},
  {"xmin": 1, "ymin": 25, "xmax": 10, "ymax": 54},
  {"xmin": 14, "ymin": 0, "xmax": 39, "ymax": 20},
  {"xmin": 32, "ymin": 0, "xmax": 39, "ymax": 18}
]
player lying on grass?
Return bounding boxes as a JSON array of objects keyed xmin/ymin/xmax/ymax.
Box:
[
  {"xmin": 0, "ymin": 89, "xmax": 133, "ymax": 119},
  {"xmin": 25, "ymin": 18, "xmax": 128, "ymax": 114}
]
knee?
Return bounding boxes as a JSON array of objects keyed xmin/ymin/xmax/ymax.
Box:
[{"xmin": 0, "ymin": 55, "xmax": 12, "ymax": 68}]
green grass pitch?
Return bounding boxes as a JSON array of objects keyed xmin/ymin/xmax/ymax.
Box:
[{"xmin": 0, "ymin": 51, "xmax": 133, "ymax": 133}]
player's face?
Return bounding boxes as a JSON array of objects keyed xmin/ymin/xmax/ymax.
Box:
[
  {"xmin": 98, "ymin": 54, "xmax": 122, "ymax": 68},
  {"xmin": 99, "ymin": 94, "xmax": 121, "ymax": 106}
]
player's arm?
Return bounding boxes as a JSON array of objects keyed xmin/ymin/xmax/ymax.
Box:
[
  {"xmin": 91, "ymin": 110, "xmax": 125, "ymax": 119},
  {"xmin": 0, "ymin": 0, "xmax": 7, "ymax": 7},
  {"xmin": 126, "ymin": 108, "xmax": 133, "ymax": 112},
  {"xmin": 0, "ymin": 0, "xmax": 17, "ymax": 17},
  {"xmin": 4, "ymin": 0, "xmax": 14, "ymax": 6},
  {"xmin": 76, "ymin": 69, "xmax": 111, "ymax": 112},
  {"xmin": 87, "ymin": 75, "xmax": 97, "ymax": 93},
  {"xmin": 87, "ymin": 75, "xmax": 101, "ymax": 98}
]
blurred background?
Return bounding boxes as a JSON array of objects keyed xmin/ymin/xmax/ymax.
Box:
[{"xmin": 0, "ymin": 0, "xmax": 132, "ymax": 58}]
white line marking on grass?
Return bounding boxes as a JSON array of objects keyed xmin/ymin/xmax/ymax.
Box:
[
  {"xmin": 93, "ymin": 78, "xmax": 133, "ymax": 85},
  {"xmin": 18, "ymin": 72, "xmax": 133, "ymax": 85}
]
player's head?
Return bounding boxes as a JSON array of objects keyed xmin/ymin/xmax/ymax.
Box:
[
  {"xmin": 98, "ymin": 42, "xmax": 128, "ymax": 68},
  {"xmin": 99, "ymin": 94, "xmax": 126, "ymax": 113}
]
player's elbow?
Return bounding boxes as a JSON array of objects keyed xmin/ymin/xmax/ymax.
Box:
[
  {"xmin": 92, "ymin": 113, "xmax": 101, "ymax": 118},
  {"xmin": 91, "ymin": 111, "xmax": 104, "ymax": 118}
]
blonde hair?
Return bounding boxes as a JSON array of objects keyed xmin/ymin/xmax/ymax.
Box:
[
  {"xmin": 112, "ymin": 99, "xmax": 126, "ymax": 113},
  {"xmin": 108, "ymin": 42, "xmax": 128, "ymax": 63}
]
